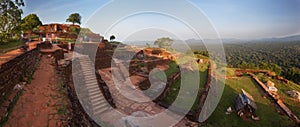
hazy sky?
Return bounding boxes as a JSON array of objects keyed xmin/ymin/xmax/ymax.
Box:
[{"xmin": 23, "ymin": 0, "xmax": 300, "ymax": 40}]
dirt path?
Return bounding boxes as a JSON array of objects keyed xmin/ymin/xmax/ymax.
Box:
[{"xmin": 5, "ymin": 55, "xmax": 68, "ymax": 127}]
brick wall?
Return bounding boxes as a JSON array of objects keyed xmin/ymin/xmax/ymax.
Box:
[{"xmin": 0, "ymin": 48, "xmax": 41, "ymax": 122}]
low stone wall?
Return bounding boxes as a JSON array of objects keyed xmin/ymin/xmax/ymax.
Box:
[
  {"xmin": 235, "ymin": 69, "xmax": 275, "ymax": 77},
  {"xmin": 156, "ymin": 70, "xmax": 181, "ymax": 101},
  {"xmin": 194, "ymin": 62, "xmax": 213, "ymax": 122},
  {"xmin": 249, "ymin": 73, "xmax": 300, "ymax": 125},
  {"xmin": 0, "ymin": 48, "xmax": 41, "ymax": 123}
]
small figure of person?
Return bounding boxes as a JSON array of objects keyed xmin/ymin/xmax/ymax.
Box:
[{"xmin": 21, "ymin": 36, "xmax": 29, "ymax": 51}]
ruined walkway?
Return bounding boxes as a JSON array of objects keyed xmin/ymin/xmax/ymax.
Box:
[
  {"xmin": 5, "ymin": 55, "xmax": 68, "ymax": 127},
  {"xmin": 97, "ymin": 67, "xmax": 196, "ymax": 127}
]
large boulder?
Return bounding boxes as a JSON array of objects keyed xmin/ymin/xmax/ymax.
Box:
[{"xmin": 286, "ymin": 90, "xmax": 300, "ymax": 100}]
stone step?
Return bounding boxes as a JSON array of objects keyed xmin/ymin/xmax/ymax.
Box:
[
  {"xmin": 88, "ymin": 88, "xmax": 100, "ymax": 93},
  {"xmin": 81, "ymin": 64, "xmax": 93, "ymax": 67},
  {"xmin": 86, "ymin": 85, "xmax": 99, "ymax": 90},
  {"xmin": 79, "ymin": 58, "xmax": 91, "ymax": 61},
  {"xmin": 82, "ymin": 70, "xmax": 95, "ymax": 74},
  {"xmin": 82, "ymin": 73, "xmax": 95, "ymax": 77},
  {"xmin": 85, "ymin": 86, "xmax": 99, "ymax": 92},
  {"xmin": 90, "ymin": 97, "xmax": 106, "ymax": 104},
  {"xmin": 79, "ymin": 62, "xmax": 92, "ymax": 65},
  {"xmin": 80, "ymin": 65, "xmax": 94, "ymax": 68},
  {"xmin": 85, "ymin": 80, "xmax": 97, "ymax": 84},
  {"xmin": 80, "ymin": 61, "xmax": 92, "ymax": 64},
  {"xmin": 89, "ymin": 93, "xmax": 104, "ymax": 100},
  {"xmin": 84, "ymin": 77, "xmax": 97, "ymax": 81},
  {"xmin": 88, "ymin": 91, "xmax": 102, "ymax": 96},
  {"xmin": 80, "ymin": 63, "xmax": 93, "ymax": 66},
  {"xmin": 83, "ymin": 74, "xmax": 95, "ymax": 78},
  {"xmin": 82, "ymin": 71, "xmax": 94, "ymax": 75},
  {"xmin": 93, "ymin": 106, "xmax": 110, "ymax": 115},
  {"xmin": 78, "ymin": 57, "xmax": 90, "ymax": 60},
  {"xmin": 81, "ymin": 67, "xmax": 94, "ymax": 71},
  {"xmin": 83, "ymin": 74, "xmax": 97, "ymax": 78},
  {"xmin": 85, "ymin": 82, "xmax": 98, "ymax": 87},
  {"xmin": 78, "ymin": 58, "xmax": 91, "ymax": 61},
  {"xmin": 93, "ymin": 103, "xmax": 109, "ymax": 112},
  {"xmin": 82, "ymin": 69, "xmax": 95, "ymax": 74}
]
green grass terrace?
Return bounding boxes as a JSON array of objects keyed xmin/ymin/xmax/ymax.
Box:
[
  {"xmin": 161, "ymin": 54, "xmax": 209, "ymax": 113},
  {"xmin": 256, "ymin": 73, "xmax": 300, "ymax": 118},
  {"xmin": 206, "ymin": 77, "xmax": 295, "ymax": 127},
  {"xmin": 0, "ymin": 40, "xmax": 22, "ymax": 54}
]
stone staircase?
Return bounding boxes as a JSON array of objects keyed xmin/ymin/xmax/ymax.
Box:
[{"xmin": 77, "ymin": 56, "xmax": 111, "ymax": 116}]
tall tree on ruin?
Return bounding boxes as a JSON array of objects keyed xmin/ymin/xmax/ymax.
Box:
[
  {"xmin": 110, "ymin": 35, "xmax": 116, "ymax": 42},
  {"xmin": 0, "ymin": 0, "xmax": 24, "ymax": 42},
  {"xmin": 66, "ymin": 13, "xmax": 81, "ymax": 25},
  {"xmin": 19, "ymin": 14, "xmax": 42, "ymax": 32},
  {"xmin": 154, "ymin": 37, "xmax": 173, "ymax": 49}
]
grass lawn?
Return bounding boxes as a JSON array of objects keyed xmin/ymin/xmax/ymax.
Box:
[
  {"xmin": 164, "ymin": 61, "xmax": 180, "ymax": 77},
  {"xmin": 175, "ymin": 55, "xmax": 194, "ymax": 65},
  {"xmin": 256, "ymin": 74, "xmax": 300, "ymax": 117},
  {"xmin": 162, "ymin": 68, "xmax": 208, "ymax": 112},
  {"xmin": 215, "ymin": 67, "xmax": 236, "ymax": 77},
  {"xmin": 206, "ymin": 77, "xmax": 294, "ymax": 127},
  {"xmin": 0, "ymin": 40, "xmax": 22, "ymax": 53}
]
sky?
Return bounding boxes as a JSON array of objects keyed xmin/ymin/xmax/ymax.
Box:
[{"xmin": 22, "ymin": 0, "xmax": 300, "ymax": 41}]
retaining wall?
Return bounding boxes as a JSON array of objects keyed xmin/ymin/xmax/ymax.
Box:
[
  {"xmin": 249, "ymin": 73, "xmax": 300, "ymax": 125},
  {"xmin": 0, "ymin": 48, "xmax": 41, "ymax": 123}
]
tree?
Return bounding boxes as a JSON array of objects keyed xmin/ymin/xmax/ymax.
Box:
[
  {"xmin": 0, "ymin": 0, "xmax": 24, "ymax": 42},
  {"xmin": 287, "ymin": 68, "xmax": 300, "ymax": 84},
  {"xmin": 19, "ymin": 14, "xmax": 42, "ymax": 32},
  {"xmin": 66, "ymin": 13, "xmax": 81, "ymax": 25},
  {"xmin": 145, "ymin": 42, "xmax": 151, "ymax": 48},
  {"xmin": 70, "ymin": 25, "xmax": 80, "ymax": 34},
  {"xmin": 270, "ymin": 63, "xmax": 282, "ymax": 75},
  {"xmin": 109, "ymin": 35, "xmax": 115, "ymax": 42},
  {"xmin": 237, "ymin": 61, "xmax": 248, "ymax": 69},
  {"xmin": 154, "ymin": 37, "xmax": 173, "ymax": 48}
]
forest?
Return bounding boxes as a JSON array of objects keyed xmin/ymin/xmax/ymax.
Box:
[{"xmin": 189, "ymin": 41, "xmax": 300, "ymax": 84}]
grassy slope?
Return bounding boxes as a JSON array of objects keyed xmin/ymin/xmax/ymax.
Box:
[
  {"xmin": 165, "ymin": 61, "xmax": 180, "ymax": 77},
  {"xmin": 0, "ymin": 40, "xmax": 22, "ymax": 53},
  {"xmin": 163, "ymin": 66, "xmax": 208, "ymax": 111},
  {"xmin": 256, "ymin": 74, "xmax": 300, "ymax": 117},
  {"xmin": 206, "ymin": 77, "xmax": 294, "ymax": 127}
]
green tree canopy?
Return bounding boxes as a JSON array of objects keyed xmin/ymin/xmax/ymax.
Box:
[
  {"xmin": 66, "ymin": 13, "xmax": 81, "ymax": 25},
  {"xmin": 0, "ymin": 0, "xmax": 24, "ymax": 42},
  {"xmin": 110, "ymin": 35, "xmax": 116, "ymax": 42},
  {"xmin": 154, "ymin": 37, "xmax": 173, "ymax": 48},
  {"xmin": 287, "ymin": 68, "xmax": 300, "ymax": 84},
  {"xmin": 19, "ymin": 14, "xmax": 42, "ymax": 32}
]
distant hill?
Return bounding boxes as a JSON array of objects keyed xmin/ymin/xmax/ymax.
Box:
[
  {"xmin": 186, "ymin": 34, "xmax": 300, "ymax": 44},
  {"xmin": 265, "ymin": 35, "xmax": 300, "ymax": 42},
  {"xmin": 124, "ymin": 34, "xmax": 300, "ymax": 47}
]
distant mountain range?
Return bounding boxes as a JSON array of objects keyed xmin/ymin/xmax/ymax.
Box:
[
  {"xmin": 258, "ymin": 35, "xmax": 300, "ymax": 42},
  {"xmin": 186, "ymin": 34, "xmax": 300, "ymax": 44},
  {"xmin": 125, "ymin": 34, "xmax": 300, "ymax": 46}
]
